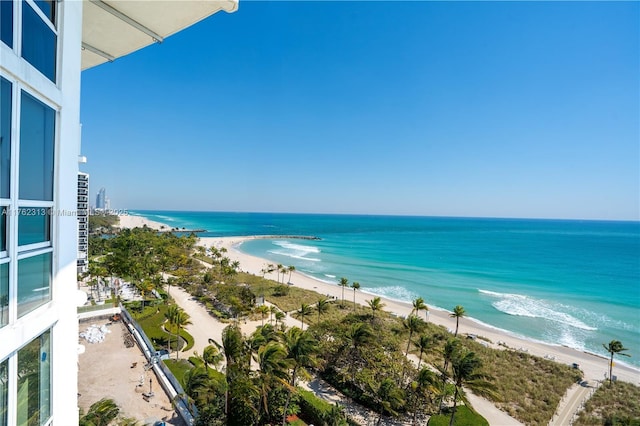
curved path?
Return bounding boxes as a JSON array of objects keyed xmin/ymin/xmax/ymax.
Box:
[{"xmin": 550, "ymin": 380, "xmax": 599, "ymax": 426}]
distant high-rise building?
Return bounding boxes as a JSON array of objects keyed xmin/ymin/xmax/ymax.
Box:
[
  {"xmin": 104, "ymin": 196, "xmax": 111, "ymax": 212},
  {"xmin": 78, "ymin": 173, "xmax": 89, "ymax": 274},
  {"xmin": 96, "ymin": 187, "xmax": 106, "ymax": 210}
]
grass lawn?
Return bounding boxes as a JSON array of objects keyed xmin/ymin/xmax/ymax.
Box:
[
  {"xmin": 428, "ymin": 406, "xmax": 489, "ymax": 426},
  {"xmin": 163, "ymin": 359, "xmax": 194, "ymax": 385}
]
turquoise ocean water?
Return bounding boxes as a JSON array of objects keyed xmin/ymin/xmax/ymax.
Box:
[{"xmin": 133, "ymin": 211, "xmax": 640, "ymax": 367}]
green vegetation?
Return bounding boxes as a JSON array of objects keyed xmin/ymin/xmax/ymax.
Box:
[
  {"xmin": 87, "ymin": 227, "xmax": 621, "ymax": 426},
  {"xmin": 603, "ymin": 340, "xmax": 631, "ymax": 387},
  {"xmin": 88, "ymin": 213, "xmax": 119, "ymax": 234},
  {"xmin": 79, "ymin": 398, "xmax": 139, "ymax": 426},
  {"xmin": 428, "ymin": 406, "xmax": 489, "ymax": 426},
  {"xmin": 574, "ymin": 382, "xmax": 640, "ymax": 426},
  {"xmin": 298, "ymin": 390, "xmax": 347, "ymax": 426},
  {"xmin": 129, "ymin": 303, "xmax": 194, "ymax": 353},
  {"xmin": 163, "ymin": 359, "xmax": 193, "ymax": 385}
]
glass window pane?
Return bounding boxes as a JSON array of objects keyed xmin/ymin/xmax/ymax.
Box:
[
  {"xmin": 0, "ymin": 263, "xmax": 7, "ymax": 328},
  {"xmin": 0, "ymin": 77, "xmax": 10, "ymax": 199},
  {"xmin": 0, "ymin": 208, "xmax": 5, "ymax": 252},
  {"xmin": 0, "ymin": 0, "xmax": 12, "ymax": 48},
  {"xmin": 19, "ymin": 92, "xmax": 55, "ymax": 201},
  {"xmin": 18, "ymin": 207, "xmax": 50, "ymax": 246},
  {"xmin": 34, "ymin": 0, "xmax": 55, "ymax": 24},
  {"xmin": 0, "ymin": 357, "xmax": 7, "ymax": 426},
  {"xmin": 21, "ymin": 2, "xmax": 56, "ymax": 82},
  {"xmin": 17, "ymin": 330, "xmax": 51, "ymax": 426},
  {"xmin": 18, "ymin": 253, "xmax": 51, "ymax": 318}
]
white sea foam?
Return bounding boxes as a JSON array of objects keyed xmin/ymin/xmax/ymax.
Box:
[
  {"xmin": 324, "ymin": 274, "xmax": 336, "ymax": 279},
  {"xmin": 479, "ymin": 289, "xmax": 597, "ymax": 331},
  {"xmin": 267, "ymin": 240, "xmax": 321, "ymax": 262},
  {"xmin": 364, "ymin": 286, "xmax": 419, "ymax": 304}
]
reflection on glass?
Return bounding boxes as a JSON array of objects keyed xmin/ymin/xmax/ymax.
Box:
[
  {"xmin": 0, "ymin": 357, "xmax": 7, "ymax": 426},
  {"xmin": 21, "ymin": 2, "xmax": 56, "ymax": 82},
  {"xmin": 18, "ymin": 253, "xmax": 51, "ymax": 318},
  {"xmin": 0, "ymin": 0, "xmax": 12, "ymax": 48},
  {"xmin": 17, "ymin": 330, "xmax": 51, "ymax": 426},
  {"xmin": 19, "ymin": 92, "xmax": 55, "ymax": 201},
  {"xmin": 34, "ymin": 0, "xmax": 55, "ymax": 24},
  {"xmin": 0, "ymin": 263, "xmax": 7, "ymax": 328},
  {"xmin": 0, "ymin": 77, "xmax": 11, "ymax": 199},
  {"xmin": 18, "ymin": 208, "xmax": 50, "ymax": 246},
  {"xmin": 0, "ymin": 208, "xmax": 6, "ymax": 252}
]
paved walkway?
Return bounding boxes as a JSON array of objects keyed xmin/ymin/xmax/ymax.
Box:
[{"xmin": 550, "ymin": 380, "xmax": 598, "ymax": 426}]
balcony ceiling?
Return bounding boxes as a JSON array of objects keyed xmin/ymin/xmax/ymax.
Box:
[{"xmin": 81, "ymin": 0, "xmax": 238, "ymax": 70}]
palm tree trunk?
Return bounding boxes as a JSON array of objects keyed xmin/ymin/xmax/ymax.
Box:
[
  {"xmin": 175, "ymin": 326, "xmax": 180, "ymax": 360},
  {"xmin": 417, "ymin": 349, "xmax": 423, "ymax": 370},
  {"xmin": 609, "ymin": 353, "xmax": 614, "ymax": 386},
  {"xmin": 282, "ymin": 367, "xmax": 298, "ymax": 426},
  {"xmin": 406, "ymin": 331, "xmax": 413, "ymax": 357},
  {"xmin": 454, "ymin": 318, "xmax": 459, "ymax": 337},
  {"xmin": 448, "ymin": 386, "xmax": 459, "ymax": 426}
]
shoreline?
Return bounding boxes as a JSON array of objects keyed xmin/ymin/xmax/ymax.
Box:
[{"xmin": 118, "ymin": 214, "xmax": 640, "ymax": 385}]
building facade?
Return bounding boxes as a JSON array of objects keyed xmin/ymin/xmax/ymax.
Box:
[
  {"xmin": 77, "ymin": 173, "xmax": 89, "ymax": 274},
  {"xmin": 95, "ymin": 187, "xmax": 105, "ymax": 211},
  {"xmin": 1, "ymin": 0, "xmax": 237, "ymax": 424},
  {"xmin": 0, "ymin": 0, "xmax": 83, "ymax": 424}
]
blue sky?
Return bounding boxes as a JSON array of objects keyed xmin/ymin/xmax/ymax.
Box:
[{"xmin": 80, "ymin": 1, "xmax": 639, "ymax": 220}]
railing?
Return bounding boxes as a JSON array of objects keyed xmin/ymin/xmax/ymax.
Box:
[{"xmin": 119, "ymin": 304, "xmax": 197, "ymax": 425}]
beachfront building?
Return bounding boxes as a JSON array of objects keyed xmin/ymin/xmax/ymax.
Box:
[
  {"xmin": 0, "ymin": 1, "xmax": 237, "ymax": 424},
  {"xmin": 77, "ymin": 173, "xmax": 89, "ymax": 274},
  {"xmin": 95, "ymin": 187, "xmax": 105, "ymax": 211}
]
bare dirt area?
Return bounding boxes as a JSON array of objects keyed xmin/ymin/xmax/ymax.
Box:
[{"xmin": 77, "ymin": 318, "xmax": 185, "ymax": 426}]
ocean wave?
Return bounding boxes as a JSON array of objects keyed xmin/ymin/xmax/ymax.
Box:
[
  {"xmin": 479, "ymin": 289, "xmax": 597, "ymax": 331},
  {"xmin": 364, "ymin": 286, "xmax": 419, "ymax": 303},
  {"xmin": 268, "ymin": 240, "xmax": 321, "ymax": 262},
  {"xmin": 325, "ymin": 274, "xmax": 336, "ymax": 279}
]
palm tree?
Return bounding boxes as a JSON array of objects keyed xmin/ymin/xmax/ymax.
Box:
[
  {"xmin": 448, "ymin": 350, "xmax": 496, "ymax": 426},
  {"xmin": 287, "ymin": 265, "xmax": 295, "ymax": 283},
  {"xmin": 257, "ymin": 341, "xmax": 290, "ymax": 419},
  {"xmin": 276, "ymin": 264, "xmax": 284, "ymax": 283},
  {"xmin": 274, "ymin": 310, "xmax": 285, "ymax": 328},
  {"xmin": 450, "ymin": 305, "xmax": 466, "ymax": 337},
  {"xmin": 203, "ymin": 344, "xmax": 223, "ymax": 372},
  {"xmin": 367, "ymin": 296, "xmax": 386, "ymax": 320},
  {"xmin": 316, "ymin": 297, "xmax": 330, "ymax": 323},
  {"xmin": 138, "ymin": 278, "xmax": 155, "ymax": 310},
  {"xmin": 298, "ymin": 303, "xmax": 313, "ymax": 330},
  {"xmin": 79, "ymin": 398, "xmax": 120, "ymax": 426},
  {"xmin": 412, "ymin": 297, "xmax": 429, "ymax": 322},
  {"xmin": 326, "ymin": 403, "xmax": 347, "ymax": 426},
  {"xmin": 164, "ymin": 305, "xmax": 180, "ymax": 356},
  {"xmin": 281, "ymin": 327, "xmax": 318, "ymax": 426},
  {"xmin": 438, "ymin": 338, "xmax": 460, "ymax": 414},
  {"xmin": 603, "ymin": 340, "xmax": 631, "ymax": 386},
  {"xmin": 171, "ymin": 307, "xmax": 192, "ymax": 360},
  {"xmin": 415, "ymin": 335, "xmax": 431, "ymax": 370},
  {"xmin": 269, "ymin": 305, "xmax": 279, "ymax": 324},
  {"xmin": 370, "ymin": 378, "xmax": 405, "ymax": 426},
  {"xmin": 404, "ymin": 315, "xmax": 424, "ymax": 357},
  {"xmin": 339, "ymin": 277, "xmax": 349, "ymax": 307},
  {"xmin": 256, "ymin": 305, "xmax": 269, "ymax": 326},
  {"xmin": 410, "ymin": 367, "xmax": 438, "ymax": 426},
  {"xmin": 351, "ymin": 281, "xmax": 360, "ymax": 311}
]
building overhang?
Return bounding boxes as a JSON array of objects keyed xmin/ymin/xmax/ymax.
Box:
[{"xmin": 81, "ymin": 0, "xmax": 238, "ymax": 70}]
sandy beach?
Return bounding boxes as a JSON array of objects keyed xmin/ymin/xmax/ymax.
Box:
[
  {"xmin": 202, "ymin": 236, "xmax": 640, "ymax": 386},
  {"xmin": 118, "ymin": 214, "xmax": 168, "ymax": 231},
  {"xmin": 118, "ymin": 214, "xmax": 640, "ymax": 386}
]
